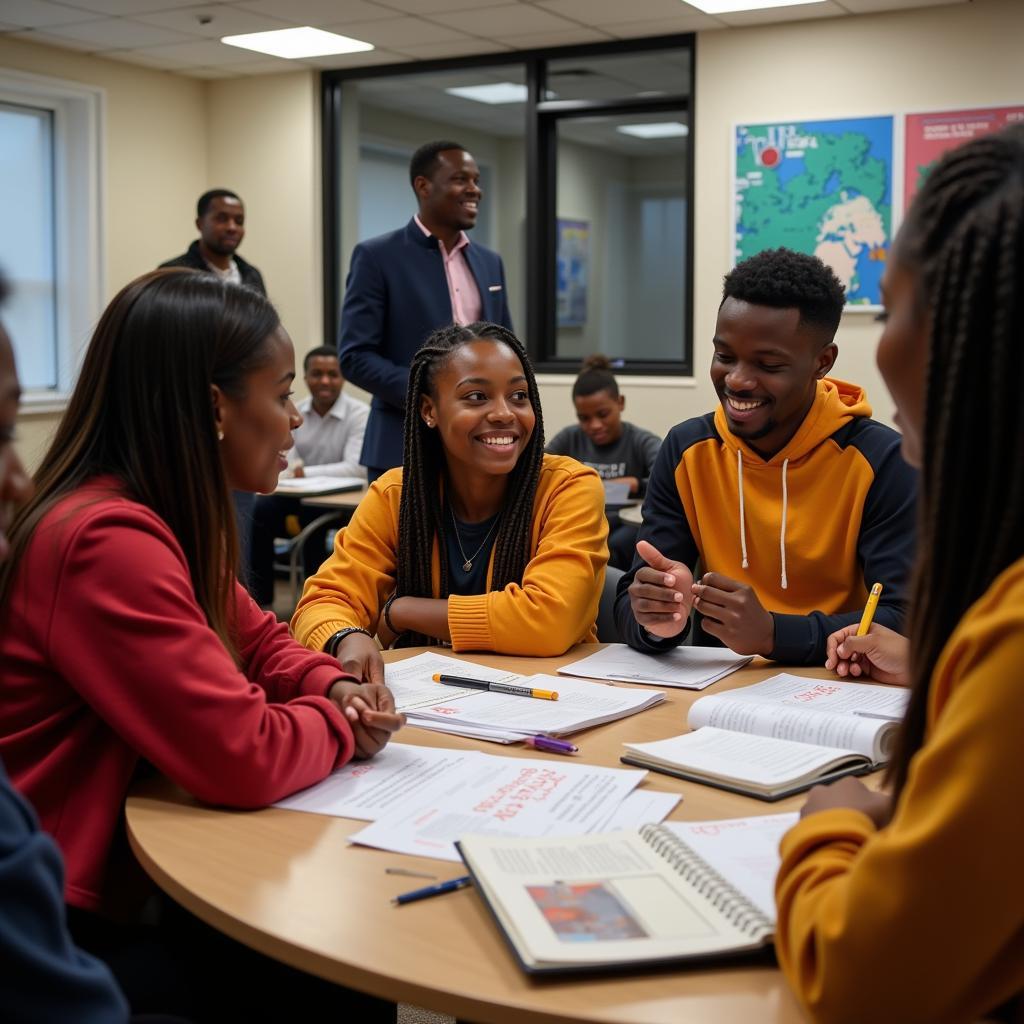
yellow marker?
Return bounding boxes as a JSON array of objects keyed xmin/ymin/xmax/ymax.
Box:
[
  {"xmin": 856, "ymin": 582, "xmax": 883, "ymax": 636},
  {"xmin": 432, "ymin": 672, "xmax": 559, "ymax": 701}
]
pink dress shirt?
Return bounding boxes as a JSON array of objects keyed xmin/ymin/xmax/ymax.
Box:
[{"xmin": 415, "ymin": 215, "xmax": 483, "ymax": 325}]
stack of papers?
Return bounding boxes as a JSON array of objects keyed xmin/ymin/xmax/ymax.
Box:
[
  {"xmin": 558, "ymin": 643, "xmax": 753, "ymax": 690},
  {"xmin": 385, "ymin": 652, "xmax": 665, "ymax": 743},
  {"xmin": 274, "ymin": 742, "xmax": 677, "ymax": 862},
  {"xmin": 274, "ymin": 474, "xmax": 365, "ymax": 496}
]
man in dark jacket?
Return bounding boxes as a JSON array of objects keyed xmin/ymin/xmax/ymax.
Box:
[
  {"xmin": 160, "ymin": 188, "xmax": 265, "ymax": 294},
  {"xmin": 339, "ymin": 140, "xmax": 513, "ymax": 481},
  {"xmin": 159, "ymin": 188, "xmax": 266, "ymax": 591}
]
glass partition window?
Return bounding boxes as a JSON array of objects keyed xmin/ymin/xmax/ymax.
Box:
[
  {"xmin": 555, "ymin": 112, "xmax": 688, "ymax": 363},
  {"xmin": 337, "ymin": 65, "xmax": 526, "ymax": 334},
  {"xmin": 323, "ymin": 36, "xmax": 694, "ymax": 376}
]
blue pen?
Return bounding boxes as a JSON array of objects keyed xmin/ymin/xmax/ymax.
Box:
[{"xmin": 391, "ymin": 875, "xmax": 472, "ymax": 906}]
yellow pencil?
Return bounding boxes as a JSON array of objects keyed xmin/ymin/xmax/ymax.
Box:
[{"xmin": 856, "ymin": 582, "xmax": 883, "ymax": 636}]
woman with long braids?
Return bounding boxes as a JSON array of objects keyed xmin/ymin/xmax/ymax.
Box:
[
  {"xmin": 292, "ymin": 321, "xmax": 608, "ymax": 681},
  {"xmin": 774, "ymin": 125, "xmax": 1024, "ymax": 1022}
]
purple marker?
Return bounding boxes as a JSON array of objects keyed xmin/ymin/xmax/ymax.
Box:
[{"xmin": 523, "ymin": 735, "xmax": 579, "ymax": 756}]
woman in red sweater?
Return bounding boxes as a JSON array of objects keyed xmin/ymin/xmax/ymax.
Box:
[{"xmin": 0, "ymin": 268, "xmax": 402, "ymax": 1020}]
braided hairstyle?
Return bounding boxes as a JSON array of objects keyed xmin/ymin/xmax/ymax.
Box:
[
  {"xmin": 886, "ymin": 124, "xmax": 1024, "ymax": 797},
  {"xmin": 395, "ymin": 321, "xmax": 545, "ymax": 647}
]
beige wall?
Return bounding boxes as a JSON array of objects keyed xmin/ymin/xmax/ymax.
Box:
[
  {"xmin": 7, "ymin": 0, "xmax": 1023, "ymax": 465},
  {"xmin": 1, "ymin": 36, "xmax": 208, "ymax": 468},
  {"xmin": 690, "ymin": 0, "xmax": 1024, "ymax": 431},
  {"xmin": 206, "ymin": 71, "xmax": 322, "ymax": 357}
]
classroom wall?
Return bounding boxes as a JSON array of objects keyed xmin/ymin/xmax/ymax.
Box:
[
  {"xmin": 8, "ymin": 0, "xmax": 1024, "ymax": 463},
  {"xmin": 1, "ymin": 36, "xmax": 208, "ymax": 469},
  {"xmin": 206, "ymin": 70, "xmax": 323, "ymax": 360},
  {"xmin": 543, "ymin": 0, "xmax": 1024, "ymax": 440}
]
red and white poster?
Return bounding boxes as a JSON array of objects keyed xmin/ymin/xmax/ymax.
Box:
[{"xmin": 904, "ymin": 106, "xmax": 1024, "ymax": 211}]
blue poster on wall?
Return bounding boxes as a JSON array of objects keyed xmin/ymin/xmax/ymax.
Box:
[
  {"xmin": 734, "ymin": 116, "xmax": 894, "ymax": 308},
  {"xmin": 556, "ymin": 219, "xmax": 589, "ymax": 327}
]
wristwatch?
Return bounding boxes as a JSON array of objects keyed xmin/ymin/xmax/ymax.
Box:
[{"xmin": 324, "ymin": 626, "xmax": 372, "ymax": 658}]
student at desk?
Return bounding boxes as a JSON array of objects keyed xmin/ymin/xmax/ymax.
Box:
[
  {"xmin": 0, "ymin": 270, "xmax": 401, "ymax": 1021},
  {"xmin": 292, "ymin": 322, "xmax": 608, "ymax": 680},
  {"xmin": 546, "ymin": 354, "xmax": 661, "ymax": 570},
  {"xmin": 775, "ymin": 126, "xmax": 1024, "ymax": 1023},
  {"xmin": 248, "ymin": 345, "xmax": 369, "ymax": 608},
  {"xmin": 617, "ymin": 248, "xmax": 917, "ymax": 665}
]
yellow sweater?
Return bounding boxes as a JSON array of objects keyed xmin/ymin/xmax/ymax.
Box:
[
  {"xmin": 775, "ymin": 556, "xmax": 1024, "ymax": 1024},
  {"xmin": 292, "ymin": 454, "xmax": 608, "ymax": 656}
]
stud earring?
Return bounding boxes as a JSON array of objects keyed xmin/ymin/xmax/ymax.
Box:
[
  {"xmin": 425, "ymin": 419, "xmax": 434, "ymax": 428},
  {"xmin": 217, "ymin": 429, "xmax": 225, "ymax": 441}
]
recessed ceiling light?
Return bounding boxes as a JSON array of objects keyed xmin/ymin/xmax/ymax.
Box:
[
  {"xmin": 686, "ymin": 0, "xmax": 826, "ymax": 12},
  {"xmin": 446, "ymin": 83, "xmax": 529, "ymax": 104},
  {"xmin": 617, "ymin": 122, "xmax": 690, "ymax": 139},
  {"xmin": 221, "ymin": 27, "xmax": 373, "ymax": 59}
]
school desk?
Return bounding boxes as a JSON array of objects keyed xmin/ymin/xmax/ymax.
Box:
[
  {"xmin": 125, "ymin": 647, "xmax": 858, "ymax": 1024},
  {"xmin": 300, "ymin": 486, "xmax": 370, "ymax": 510},
  {"xmin": 618, "ymin": 504, "xmax": 643, "ymax": 526}
]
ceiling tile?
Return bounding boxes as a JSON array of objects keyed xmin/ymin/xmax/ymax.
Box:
[
  {"xmin": 501, "ymin": 26, "xmax": 614, "ymax": 48},
  {"xmin": 602, "ymin": 11, "xmax": 724, "ymax": 35},
  {"xmin": 835, "ymin": 0, "xmax": 965, "ymax": 10},
  {"xmin": 7, "ymin": 28, "xmax": 100, "ymax": 50},
  {"xmin": 390, "ymin": 38, "xmax": 511, "ymax": 59},
  {"xmin": 111, "ymin": 48, "xmax": 194, "ymax": 68},
  {"xmin": 298, "ymin": 46, "xmax": 405, "ymax": 67},
  {"xmin": 234, "ymin": 0, "xmax": 401, "ymax": 23},
  {"xmin": 224, "ymin": 56, "xmax": 302, "ymax": 72},
  {"xmin": 713, "ymin": 0, "xmax": 846, "ymax": 26},
  {"xmin": 133, "ymin": 38, "xmax": 267, "ymax": 64},
  {"xmin": 428, "ymin": 4, "xmax": 580, "ymax": 35},
  {"xmin": 53, "ymin": 0, "xmax": 209, "ymax": 13},
  {"xmin": 30, "ymin": 17, "xmax": 197, "ymax": 48},
  {"xmin": 324, "ymin": 16, "xmax": 470, "ymax": 46},
  {"xmin": 133, "ymin": 6, "xmax": 292, "ymax": 37},
  {"xmin": 537, "ymin": 0, "xmax": 690, "ymax": 25},
  {"xmin": 180, "ymin": 65, "xmax": 237, "ymax": 77},
  {"xmin": 372, "ymin": 0, "xmax": 510, "ymax": 11},
  {"xmin": 0, "ymin": 0, "xmax": 99, "ymax": 28}
]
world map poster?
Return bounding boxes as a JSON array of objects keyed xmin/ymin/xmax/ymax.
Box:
[
  {"xmin": 904, "ymin": 106, "xmax": 1024, "ymax": 212},
  {"xmin": 734, "ymin": 117, "xmax": 894, "ymax": 308}
]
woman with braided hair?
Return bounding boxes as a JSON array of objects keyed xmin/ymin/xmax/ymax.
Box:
[
  {"xmin": 774, "ymin": 124, "xmax": 1024, "ymax": 1023},
  {"xmin": 292, "ymin": 321, "xmax": 608, "ymax": 682}
]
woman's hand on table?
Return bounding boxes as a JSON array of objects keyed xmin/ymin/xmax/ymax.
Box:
[
  {"xmin": 800, "ymin": 776, "xmax": 893, "ymax": 829},
  {"xmin": 329, "ymin": 679, "xmax": 405, "ymax": 759},
  {"xmin": 334, "ymin": 631, "xmax": 386, "ymax": 685}
]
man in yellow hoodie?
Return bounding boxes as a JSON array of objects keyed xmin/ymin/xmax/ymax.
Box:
[{"xmin": 616, "ymin": 248, "xmax": 916, "ymax": 665}]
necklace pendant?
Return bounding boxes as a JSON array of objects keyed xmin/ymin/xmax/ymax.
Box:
[{"xmin": 462, "ymin": 560, "xmax": 473, "ymax": 572}]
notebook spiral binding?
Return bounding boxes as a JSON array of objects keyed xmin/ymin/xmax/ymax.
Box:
[{"xmin": 640, "ymin": 823, "xmax": 774, "ymax": 938}]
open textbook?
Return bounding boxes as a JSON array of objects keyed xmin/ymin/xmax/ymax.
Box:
[
  {"xmin": 558, "ymin": 643, "xmax": 752, "ymax": 690},
  {"xmin": 457, "ymin": 812, "xmax": 797, "ymax": 974},
  {"xmin": 621, "ymin": 674, "xmax": 909, "ymax": 800},
  {"xmin": 385, "ymin": 652, "xmax": 665, "ymax": 743}
]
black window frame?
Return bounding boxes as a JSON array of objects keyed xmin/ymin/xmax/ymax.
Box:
[{"xmin": 321, "ymin": 32, "xmax": 695, "ymax": 378}]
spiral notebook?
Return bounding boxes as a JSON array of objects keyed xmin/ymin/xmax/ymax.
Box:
[{"xmin": 456, "ymin": 812, "xmax": 796, "ymax": 974}]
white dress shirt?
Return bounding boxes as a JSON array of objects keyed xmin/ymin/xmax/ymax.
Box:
[{"xmin": 287, "ymin": 391, "xmax": 369, "ymax": 480}]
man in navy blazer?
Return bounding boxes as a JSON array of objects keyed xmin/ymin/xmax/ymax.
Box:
[{"xmin": 338, "ymin": 140, "xmax": 513, "ymax": 479}]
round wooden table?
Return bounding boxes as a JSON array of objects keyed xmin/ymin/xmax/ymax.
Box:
[{"xmin": 126, "ymin": 647, "xmax": 827, "ymax": 1024}]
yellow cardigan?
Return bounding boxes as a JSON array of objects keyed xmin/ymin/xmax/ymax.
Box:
[
  {"xmin": 774, "ymin": 556, "xmax": 1024, "ymax": 1024},
  {"xmin": 291, "ymin": 453, "xmax": 608, "ymax": 656}
]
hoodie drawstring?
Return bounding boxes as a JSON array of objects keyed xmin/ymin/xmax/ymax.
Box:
[
  {"xmin": 779, "ymin": 458, "xmax": 789, "ymax": 590},
  {"xmin": 736, "ymin": 450, "xmax": 790, "ymax": 590},
  {"xmin": 737, "ymin": 448, "xmax": 749, "ymax": 569}
]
